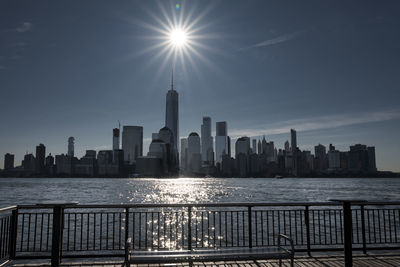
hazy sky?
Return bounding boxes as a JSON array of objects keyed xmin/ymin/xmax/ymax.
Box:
[{"xmin": 1, "ymin": 0, "xmax": 400, "ymax": 171}]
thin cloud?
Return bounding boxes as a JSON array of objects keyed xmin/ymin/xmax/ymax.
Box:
[
  {"xmin": 239, "ymin": 29, "xmax": 308, "ymax": 51},
  {"xmin": 229, "ymin": 109, "xmax": 400, "ymax": 139},
  {"xmin": 16, "ymin": 22, "xmax": 33, "ymax": 33}
]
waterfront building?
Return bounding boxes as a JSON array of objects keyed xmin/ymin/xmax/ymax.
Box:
[
  {"xmin": 55, "ymin": 154, "xmax": 72, "ymax": 175},
  {"xmin": 227, "ymin": 136, "xmax": 231, "ymax": 157},
  {"xmin": 249, "ymin": 153, "xmax": 261, "ymax": 176},
  {"xmin": 215, "ymin": 121, "xmax": 228, "ymax": 164},
  {"xmin": 285, "ymin": 152, "xmax": 293, "ymax": 171},
  {"xmin": 45, "ymin": 153, "xmax": 54, "ymax": 176},
  {"xmin": 136, "ymin": 156, "xmax": 163, "ymax": 177},
  {"xmin": 36, "ymin": 143, "xmax": 46, "ymax": 173},
  {"xmin": 252, "ymin": 139, "xmax": 257, "ymax": 154},
  {"xmin": 22, "ymin": 154, "xmax": 36, "ymax": 174},
  {"xmin": 303, "ymin": 151, "xmax": 314, "ymax": 171},
  {"xmin": 85, "ymin": 150, "xmax": 96, "ymax": 158},
  {"xmin": 4, "ymin": 153, "xmax": 14, "ymax": 170},
  {"xmin": 291, "ymin": 129, "xmax": 297, "ymax": 152},
  {"xmin": 112, "ymin": 149, "xmax": 124, "ymax": 167},
  {"xmin": 235, "ymin": 137, "xmax": 251, "ymax": 156},
  {"xmin": 201, "ymin": 116, "xmax": 214, "ymax": 165},
  {"xmin": 97, "ymin": 150, "xmax": 119, "ymax": 176},
  {"xmin": 138, "ymin": 139, "xmax": 168, "ymax": 177},
  {"xmin": 113, "ymin": 128, "xmax": 120, "ymax": 150},
  {"xmin": 296, "ymin": 150, "xmax": 312, "ymax": 175},
  {"xmin": 158, "ymin": 126, "xmax": 178, "ymax": 174},
  {"xmin": 221, "ymin": 155, "xmax": 234, "ymax": 177},
  {"xmin": 122, "ymin": 126, "xmax": 143, "ymax": 164},
  {"xmin": 348, "ymin": 144, "xmax": 376, "ymax": 172},
  {"xmin": 180, "ymin": 138, "xmax": 188, "ymax": 171},
  {"xmin": 328, "ymin": 149, "xmax": 341, "ymax": 171},
  {"xmin": 314, "ymin": 144, "xmax": 327, "ymax": 171},
  {"xmin": 68, "ymin": 137, "xmax": 74, "ymax": 157},
  {"xmin": 340, "ymin": 152, "xmax": 349, "ymax": 170},
  {"xmin": 236, "ymin": 153, "xmax": 248, "ymax": 177},
  {"xmin": 75, "ymin": 150, "xmax": 97, "ymax": 177},
  {"xmin": 266, "ymin": 141, "xmax": 275, "ymax": 163},
  {"xmin": 284, "ymin": 140, "xmax": 290, "ymax": 152},
  {"xmin": 188, "ymin": 132, "xmax": 201, "ymax": 173},
  {"xmin": 137, "ymin": 126, "xmax": 178, "ymax": 177},
  {"xmin": 216, "ymin": 121, "xmax": 227, "ymax": 136},
  {"xmin": 367, "ymin": 147, "xmax": 377, "ymax": 172},
  {"xmin": 261, "ymin": 137, "xmax": 267, "ymax": 154},
  {"xmin": 165, "ymin": 72, "xmax": 179, "ymax": 158}
]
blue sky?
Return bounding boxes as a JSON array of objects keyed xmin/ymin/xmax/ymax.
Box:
[{"xmin": 1, "ymin": 0, "xmax": 400, "ymax": 171}]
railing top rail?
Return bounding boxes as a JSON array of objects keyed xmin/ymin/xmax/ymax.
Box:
[
  {"xmin": 11, "ymin": 201, "xmax": 400, "ymax": 210},
  {"xmin": 0, "ymin": 205, "xmax": 17, "ymax": 212}
]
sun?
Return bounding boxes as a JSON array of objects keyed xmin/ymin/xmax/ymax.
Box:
[
  {"xmin": 129, "ymin": 1, "xmax": 222, "ymax": 80},
  {"xmin": 170, "ymin": 28, "xmax": 187, "ymax": 47}
]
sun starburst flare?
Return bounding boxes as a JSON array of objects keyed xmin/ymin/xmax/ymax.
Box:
[{"xmin": 126, "ymin": 1, "xmax": 224, "ymax": 82}]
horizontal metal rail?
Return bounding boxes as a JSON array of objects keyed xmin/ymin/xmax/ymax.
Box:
[{"xmin": 16, "ymin": 201, "xmax": 400, "ymax": 209}]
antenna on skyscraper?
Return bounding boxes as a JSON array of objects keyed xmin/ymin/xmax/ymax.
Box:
[
  {"xmin": 118, "ymin": 120, "xmax": 121, "ymax": 131},
  {"xmin": 171, "ymin": 69, "xmax": 174, "ymax": 90}
]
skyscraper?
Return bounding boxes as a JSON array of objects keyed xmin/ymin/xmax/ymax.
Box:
[
  {"xmin": 261, "ymin": 136, "xmax": 267, "ymax": 154},
  {"xmin": 165, "ymin": 72, "xmax": 179, "ymax": 157},
  {"xmin": 113, "ymin": 128, "xmax": 120, "ymax": 150},
  {"xmin": 216, "ymin": 121, "xmax": 227, "ymax": 136},
  {"xmin": 187, "ymin": 132, "xmax": 201, "ymax": 173},
  {"xmin": 122, "ymin": 126, "xmax": 143, "ymax": 164},
  {"xmin": 235, "ymin": 137, "xmax": 251, "ymax": 156},
  {"xmin": 284, "ymin": 140, "xmax": 290, "ymax": 152},
  {"xmin": 4, "ymin": 153, "xmax": 14, "ymax": 170},
  {"xmin": 215, "ymin": 121, "xmax": 228, "ymax": 164},
  {"xmin": 315, "ymin": 144, "xmax": 327, "ymax": 171},
  {"xmin": 201, "ymin": 116, "xmax": 213, "ymax": 164},
  {"xmin": 291, "ymin": 129, "xmax": 297, "ymax": 152},
  {"xmin": 68, "ymin": 137, "xmax": 74, "ymax": 157},
  {"xmin": 180, "ymin": 138, "xmax": 188, "ymax": 171},
  {"xmin": 36, "ymin": 143, "xmax": 46, "ymax": 173},
  {"xmin": 252, "ymin": 139, "xmax": 257, "ymax": 154}
]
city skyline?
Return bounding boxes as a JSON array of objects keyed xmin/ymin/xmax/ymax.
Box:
[{"xmin": 1, "ymin": 1, "xmax": 400, "ymax": 171}]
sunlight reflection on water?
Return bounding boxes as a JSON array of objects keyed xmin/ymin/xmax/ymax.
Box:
[{"xmin": 1, "ymin": 177, "xmax": 399, "ymax": 207}]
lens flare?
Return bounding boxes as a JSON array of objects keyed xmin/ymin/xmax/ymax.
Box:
[{"xmin": 170, "ymin": 28, "xmax": 187, "ymax": 47}]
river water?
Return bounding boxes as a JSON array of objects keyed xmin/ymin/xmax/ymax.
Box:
[{"xmin": 0, "ymin": 177, "xmax": 399, "ymax": 207}]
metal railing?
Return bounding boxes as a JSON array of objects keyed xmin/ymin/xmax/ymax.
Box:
[
  {"xmin": 0, "ymin": 206, "xmax": 17, "ymax": 266},
  {"xmin": 1, "ymin": 201, "xmax": 400, "ymax": 266}
]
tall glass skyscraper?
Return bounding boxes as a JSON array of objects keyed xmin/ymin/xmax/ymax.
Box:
[
  {"xmin": 122, "ymin": 126, "xmax": 143, "ymax": 164},
  {"xmin": 165, "ymin": 73, "xmax": 179, "ymax": 158},
  {"xmin": 215, "ymin": 121, "xmax": 228, "ymax": 164},
  {"xmin": 201, "ymin": 116, "xmax": 213, "ymax": 163}
]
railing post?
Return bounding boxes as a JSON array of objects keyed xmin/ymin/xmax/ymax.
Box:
[
  {"xmin": 342, "ymin": 201, "xmax": 353, "ymax": 267},
  {"xmin": 8, "ymin": 209, "xmax": 18, "ymax": 259},
  {"xmin": 248, "ymin": 206, "xmax": 252, "ymax": 248},
  {"xmin": 304, "ymin": 206, "xmax": 311, "ymax": 256},
  {"xmin": 360, "ymin": 205, "xmax": 367, "ymax": 254},
  {"xmin": 125, "ymin": 207, "xmax": 130, "ymax": 264},
  {"xmin": 188, "ymin": 206, "xmax": 192, "ymax": 250},
  {"xmin": 125, "ymin": 208, "xmax": 130, "ymax": 242},
  {"xmin": 51, "ymin": 205, "xmax": 63, "ymax": 267}
]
